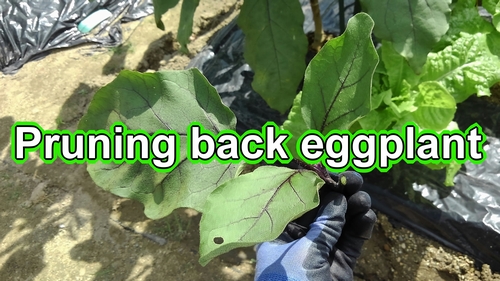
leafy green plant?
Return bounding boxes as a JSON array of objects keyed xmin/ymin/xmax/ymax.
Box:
[
  {"xmin": 78, "ymin": 13, "xmax": 378, "ymax": 265},
  {"xmin": 357, "ymin": 0, "xmax": 500, "ymax": 185}
]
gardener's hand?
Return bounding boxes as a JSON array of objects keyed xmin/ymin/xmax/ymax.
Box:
[{"xmin": 254, "ymin": 171, "xmax": 376, "ymax": 281}]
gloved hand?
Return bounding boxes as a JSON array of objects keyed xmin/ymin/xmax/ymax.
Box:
[{"xmin": 254, "ymin": 171, "xmax": 377, "ymax": 281}]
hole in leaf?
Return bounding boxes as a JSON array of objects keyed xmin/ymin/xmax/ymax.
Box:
[{"xmin": 213, "ymin": 237, "xmax": 224, "ymax": 244}]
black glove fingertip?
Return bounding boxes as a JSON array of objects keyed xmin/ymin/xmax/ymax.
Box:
[
  {"xmin": 328, "ymin": 171, "xmax": 363, "ymax": 197},
  {"xmin": 345, "ymin": 191, "xmax": 372, "ymax": 221},
  {"xmin": 345, "ymin": 209, "xmax": 377, "ymax": 240},
  {"xmin": 339, "ymin": 171, "xmax": 364, "ymax": 197}
]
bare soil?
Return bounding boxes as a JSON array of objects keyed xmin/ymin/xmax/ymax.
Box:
[{"xmin": 1, "ymin": 1, "xmax": 499, "ymax": 280}]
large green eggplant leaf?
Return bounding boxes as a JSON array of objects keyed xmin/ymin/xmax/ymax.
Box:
[
  {"xmin": 198, "ymin": 166, "xmax": 324, "ymax": 266},
  {"xmin": 411, "ymin": 81, "xmax": 456, "ymax": 131},
  {"xmin": 361, "ymin": 0, "xmax": 451, "ymax": 73},
  {"xmin": 178, "ymin": 0, "xmax": 200, "ymax": 53},
  {"xmin": 152, "ymin": 0, "xmax": 180, "ymax": 30},
  {"xmin": 301, "ymin": 13, "xmax": 378, "ymax": 134},
  {"xmin": 420, "ymin": 33, "xmax": 500, "ymax": 103},
  {"xmin": 78, "ymin": 69, "xmax": 237, "ymax": 219},
  {"xmin": 282, "ymin": 92, "xmax": 308, "ymax": 159},
  {"xmin": 237, "ymin": 0, "xmax": 308, "ymax": 114}
]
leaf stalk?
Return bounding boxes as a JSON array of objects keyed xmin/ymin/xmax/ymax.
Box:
[
  {"xmin": 310, "ymin": 0, "xmax": 323, "ymax": 51},
  {"xmin": 339, "ymin": 0, "xmax": 345, "ymax": 34}
]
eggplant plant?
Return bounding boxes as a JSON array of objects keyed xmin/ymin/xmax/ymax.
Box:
[
  {"xmin": 78, "ymin": 0, "xmax": 500, "ymax": 265},
  {"xmin": 78, "ymin": 13, "xmax": 378, "ymax": 265}
]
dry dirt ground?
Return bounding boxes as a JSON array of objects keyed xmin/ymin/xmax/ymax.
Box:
[{"xmin": 1, "ymin": 1, "xmax": 500, "ymax": 280}]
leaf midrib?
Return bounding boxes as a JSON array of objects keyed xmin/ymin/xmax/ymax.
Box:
[{"xmin": 238, "ymin": 170, "xmax": 302, "ymax": 241}]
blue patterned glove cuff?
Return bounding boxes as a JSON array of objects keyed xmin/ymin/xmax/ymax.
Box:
[{"xmin": 256, "ymin": 273, "xmax": 302, "ymax": 281}]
